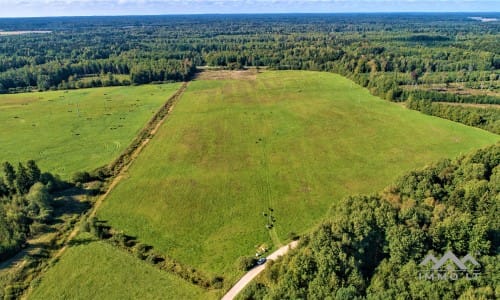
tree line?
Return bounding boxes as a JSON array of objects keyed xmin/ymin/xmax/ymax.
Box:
[
  {"xmin": 240, "ymin": 144, "xmax": 499, "ymax": 299},
  {"xmin": 0, "ymin": 14, "xmax": 498, "ymax": 101},
  {"xmin": 0, "ymin": 161, "xmax": 68, "ymax": 260},
  {"xmin": 0, "ymin": 15, "xmax": 498, "ymax": 138},
  {"xmin": 407, "ymin": 99, "xmax": 500, "ymax": 134}
]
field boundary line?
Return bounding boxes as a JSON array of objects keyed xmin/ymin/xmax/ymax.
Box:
[
  {"xmin": 87, "ymin": 81, "xmax": 188, "ymax": 220},
  {"xmin": 106, "ymin": 81, "xmax": 188, "ymax": 176},
  {"xmin": 20, "ymin": 82, "xmax": 189, "ymax": 300}
]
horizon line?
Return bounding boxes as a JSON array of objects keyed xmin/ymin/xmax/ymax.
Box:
[{"xmin": 1, "ymin": 11, "xmax": 500, "ymax": 19}]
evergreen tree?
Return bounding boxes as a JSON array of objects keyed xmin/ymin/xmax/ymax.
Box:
[
  {"xmin": 26, "ymin": 160, "xmax": 41, "ymax": 187},
  {"xmin": 15, "ymin": 163, "xmax": 31, "ymax": 195},
  {"xmin": 2, "ymin": 161, "xmax": 16, "ymax": 191}
]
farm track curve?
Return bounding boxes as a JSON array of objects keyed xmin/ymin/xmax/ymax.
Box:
[{"xmin": 221, "ymin": 241, "xmax": 299, "ymax": 300}]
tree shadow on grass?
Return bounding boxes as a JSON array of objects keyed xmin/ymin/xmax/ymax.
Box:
[
  {"xmin": 49, "ymin": 187, "xmax": 92, "ymax": 224},
  {"xmin": 67, "ymin": 236, "xmax": 96, "ymax": 247}
]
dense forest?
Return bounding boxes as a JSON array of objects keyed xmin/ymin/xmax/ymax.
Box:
[
  {"xmin": 239, "ymin": 144, "xmax": 499, "ymax": 299},
  {"xmin": 1, "ymin": 14, "xmax": 498, "ymax": 133},
  {"xmin": 0, "ymin": 14, "xmax": 498, "ymax": 299},
  {"xmin": 407, "ymin": 99, "xmax": 500, "ymax": 134},
  {"xmin": 0, "ymin": 14, "xmax": 498, "ymax": 98},
  {"xmin": 0, "ymin": 13, "xmax": 498, "ymax": 251},
  {"xmin": 0, "ymin": 161, "xmax": 68, "ymax": 260}
]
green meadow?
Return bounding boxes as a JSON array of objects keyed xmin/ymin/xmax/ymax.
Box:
[
  {"xmin": 95, "ymin": 71, "xmax": 498, "ymax": 283},
  {"xmin": 0, "ymin": 83, "xmax": 181, "ymax": 178},
  {"xmin": 29, "ymin": 234, "xmax": 211, "ymax": 300}
]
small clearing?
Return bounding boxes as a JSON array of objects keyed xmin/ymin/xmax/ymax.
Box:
[{"xmin": 195, "ymin": 69, "xmax": 258, "ymax": 81}]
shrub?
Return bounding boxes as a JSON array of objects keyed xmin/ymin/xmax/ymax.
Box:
[
  {"xmin": 211, "ymin": 276, "xmax": 224, "ymax": 289},
  {"xmin": 90, "ymin": 167, "xmax": 111, "ymax": 181},
  {"xmin": 145, "ymin": 252, "xmax": 164, "ymax": 265},
  {"xmin": 238, "ymin": 256, "xmax": 257, "ymax": 271},
  {"xmin": 109, "ymin": 231, "xmax": 127, "ymax": 247},
  {"xmin": 71, "ymin": 171, "xmax": 92, "ymax": 184},
  {"xmin": 288, "ymin": 232, "xmax": 300, "ymax": 241},
  {"xmin": 133, "ymin": 243, "xmax": 149, "ymax": 259}
]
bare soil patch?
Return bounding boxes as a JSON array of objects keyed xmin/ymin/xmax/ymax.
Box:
[{"xmin": 195, "ymin": 69, "xmax": 259, "ymax": 81}]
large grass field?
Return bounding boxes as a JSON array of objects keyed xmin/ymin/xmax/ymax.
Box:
[
  {"xmin": 29, "ymin": 234, "xmax": 211, "ymax": 300},
  {"xmin": 0, "ymin": 83, "xmax": 181, "ymax": 178},
  {"xmin": 95, "ymin": 71, "xmax": 498, "ymax": 285}
]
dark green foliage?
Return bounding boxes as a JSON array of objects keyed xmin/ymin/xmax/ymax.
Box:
[
  {"xmin": 71, "ymin": 171, "xmax": 92, "ymax": 184},
  {"xmin": 237, "ymin": 282, "xmax": 269, "ymax": 300},
  {"xmin": 25, "ymin": 183, "xmax": 53, "ymax": 222},
  {"xmin": 15, "ymin": 163, "xmax": 31, "ymax": 194},
  {"xmin": 26, "ymin": 160, "xmax": 41, "ymax": 186},
  {"xmin": 0, "ymin": 177, "xmax": 9, "ymax": 197},
  {"xmin": 3, "ymin": 161, "xmax": 16, "ymax": 190},
  {"xmin": 407, "ymin": 99, "xmax": 500, "ymax": 134},
  {"xmin": 0, "ymin": 205, "xmax": 25, "ymax": 260},
  {"xmin": 130, "ymin": 60, "xmax": 195, "ymax": 84},
  {"xmin": 0, "ymin": 160, "xmax": 63, "ymax": 261},
  {"xmin": 90, "ymin": 167, "xmax": 111, "ymax": 181},
  {"xmin": 0, "ymin": 14, "xmax": 498, "ymax": 105},
  {"xmin": 241, "ymin": 144, "xmax": 499, "ymax": 299},
  {"xmin": 87, "ymin": 217, "xmax": 111, "ymax": 239},
  {"xmin": 404, "ymin": 89, "xmax": 500, "ymax": 105},
  {"xmin": 39, "ymin": 172, "xmax": 70, "ymax": 193},
  {"xmin": 238, "ymin": 256, "xmax": 258, "ymax": 271}
]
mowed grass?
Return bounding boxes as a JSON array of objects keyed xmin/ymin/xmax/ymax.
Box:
[
  {"xmin": 0, "ymin": 83, "xmax": 181, "ymax": 178},
  {"xmin": 97, "ymin": 71, "xmax": 498, "ymax": 282},
  {"xmin": 29, "ymin": 234, "xmax": 211, "ymax": 300}
]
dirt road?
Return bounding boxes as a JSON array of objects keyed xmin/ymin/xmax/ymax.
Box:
[
  {"xmin": 19, "ymin": 83, "xmax": 188, "ymax": 300},
  {"xmin": 52, "ymin": 83, "xmax": 188, "ymax": 261},
  {"xmin": 221, "ymin": 240, "xmax": 299, "ymax": 300}
]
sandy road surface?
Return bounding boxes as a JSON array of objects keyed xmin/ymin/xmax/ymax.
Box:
[{"xmin": 221, "ymin": 240, "xmax": 299, "ymax": 300}]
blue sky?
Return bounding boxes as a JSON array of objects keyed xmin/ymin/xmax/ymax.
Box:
[{"xmin": 0, "ymin": 0, "xmax": 498, "ymax": 18}]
